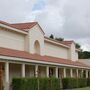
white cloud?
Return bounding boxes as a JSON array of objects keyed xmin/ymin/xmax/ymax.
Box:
[
  {"xmin": 34, "ymin": 0, "xmax": 67, "ymax": 36},
  {"xmin": 0, "ymin": 0, "xmax": 37, "ymax": 22},
  {"xmin": 34, "ymin": 0, "xmax": 90, "ymax": 51},
  {"xmin": 62, "ymin": 0, "xmax": 90, "ymax": 39},
  {"xmin": 76, "ymin": 38, "xmax": 90, "ymax": 51}
]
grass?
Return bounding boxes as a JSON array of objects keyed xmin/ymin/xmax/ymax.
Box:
[{"xmin": 66, "ymin": 87, "xmax": 90, "ymax": 90}]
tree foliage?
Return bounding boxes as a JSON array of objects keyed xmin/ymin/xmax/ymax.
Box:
[
  {"xmin": 49, "ymin": 34, "xmax": 64, "ymax": 41},
  {"xmin": 49, "ymin": 34, "xmax": 54, "ymax": 39},
  {"xmin": 79, "ymin": 51, "xmax": 90, "ymax": 59},
  {"xmin": 55, "ymin": 37, "xmax": 64, "ymax": 41},
  {"xmin": 75, "ymin": 43, "xmax": 81, "ymax": 49}
]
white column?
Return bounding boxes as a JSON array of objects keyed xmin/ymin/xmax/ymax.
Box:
[
  {"xmin": 35, "ymin": 65, "xmax": 38, "ymax": 77},
  {"xmin": 22, "ymin": 64, "xmax": 25, "ymax": 77},
  {"xmin": 55, "ymin": 67, "xmax": 58, "ymax": 78},
  {"xmin": 5, "ymin": 62, "xmax": 9, "ymax": 90},
  {"xmin": 86, "ymin": 70, "xmax": 88, "ymax": 78},
  {"xmin": 63, "ymin": 68, "xmax": 66, "ymax": 78},
  {"xmin": 76, "ymin": 69, "xmax": 79, "ymax": 78},
  {"xmin": 88, "ymin": 70, "xmax": 90, "ymax": 78},
  {"xmin": 70, "ymin": 68, "xmax": 73, "ymax": 78},
  {"xmin": 46, "ymin": 66, "xmax": 49, "ymax": 78},
  {"xmin": 81, "ymin": 69, "xmax": 84, "ymax": 78}
]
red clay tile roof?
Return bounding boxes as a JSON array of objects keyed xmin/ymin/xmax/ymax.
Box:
[
  {"xmin": 0, "ymin": 47, "xmax": 89, "ymax": 68},
  {"xmin": 0, "ymin": 20, "xmax": 45, "ymax": 34},
  {"xmin": 10, "ymin": 22, "xmax": 37, "ymax": 30},
  {"xmin": 0, "ymin": 20, "xmax": 10, "ymax": 26},
  {"xmin": 0, "ymin": 21, "xmax": 37, "ymax": 32},
  {"xmin": 59, "ymin": 41, "xmax": 74, "ymax": 46},
  {"xmin": 45, "ymin": 37, "xmax": 73, "ymax": 47},
  {"xmin": 11, "ymin": 22, "xmax": 45, "ymax": 34},
  {"xmin": 0, "ymin": 20, "xmax": 27, "ymax": 32}
]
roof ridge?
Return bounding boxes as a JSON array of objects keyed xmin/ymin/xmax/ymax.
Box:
[
  {"xmin": 11, "ymin": 22, "xmax": 38, "ymax": 25},
  {"xmin": 62, "ymin": 40, "xmax": 74, "ymax": 42}
]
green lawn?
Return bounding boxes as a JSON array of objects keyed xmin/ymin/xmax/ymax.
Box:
[{"xmin": 66, "ymin": 87, "xmax": 90, "ymax": 90}]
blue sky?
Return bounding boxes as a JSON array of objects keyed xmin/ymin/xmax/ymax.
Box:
[{"xmin": 32, "ymin": 0, "xmax": 45, "ymax": 11}]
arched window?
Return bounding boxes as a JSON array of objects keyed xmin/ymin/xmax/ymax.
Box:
[{"xmin": 34, "ymin": 40, "xmax": 40, "ymax": 54}]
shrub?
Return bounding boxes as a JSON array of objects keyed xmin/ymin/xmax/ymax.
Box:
[
  {"xmin": 12, "ymin": 78, "xmax": 24, "ymax": 90},
  {"xmin": 78, "ymin": 78, "xmax": 87, "ymax": 88},
  {"xmin": 25, "ymin": 78, "xmax": 38, "ymax": 90},
  {"xmin": 12, "ymin": 77, "xmax": 61, "ymax": 90},
  {"xmin": 62, "ymin": 78, "xmax": 87, "ymax": 89},
  {"xmin": 39, "ymin": 78, "xmax": 50, "ymax": 90},
  {"xmin": 51, "ymin": 77, "xmax": 61, "ymax": 90},
  {"xmin": 12, "ymin": 78, "xmax": 38, "ymax": 90},
  {"xmin": 87, "ymin": 78, "xmax": 90, "ymax": 86},
  {"xmin": 62, "ymin": 78, "xmax": 78, "ymax": 89}
]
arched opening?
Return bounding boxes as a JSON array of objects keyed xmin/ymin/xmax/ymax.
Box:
[{"xmin": 34, "ymin": 40, "xmax": 40, "ymax": 54}]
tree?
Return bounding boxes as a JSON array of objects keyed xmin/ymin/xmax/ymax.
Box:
[
  {"xmin": 49, "ymin": 34, "xmax": 54, "ymax": 39},
  {"xmin": 49, "ymin": 34, "xmax": 64, "ymax": 41},
  {"xmin": 55, "ymin": 37, "xmax": 64, "ymax": 41},
  {"xmin": 75, "ymin": 43, "xmax": 81, "ymax": 49},
  {"xmin": 78, "ymin": 51, "xmax": 90, "ymax": 59}
]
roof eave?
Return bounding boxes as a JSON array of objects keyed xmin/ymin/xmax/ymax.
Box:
[
  {"xmin": 0, "ymin": 55, "xmax": 89, "ymax": 69},
  {"xmin": 37, "ymin": 23, "xmax": 45, "ymax": 35}
]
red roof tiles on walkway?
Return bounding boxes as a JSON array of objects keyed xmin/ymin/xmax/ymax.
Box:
[{"xmin": 0, "ymin": 47, "xmax": 88, "ymax": 68}]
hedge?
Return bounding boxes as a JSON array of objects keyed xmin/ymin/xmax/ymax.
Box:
[
  {"xmin": 12, "ymin": 78, "xmax": 22, "ymax": 90},
  {"xmin": 62, "ymin": 78, "xmax": 78, "ymax": 89},
  {"xmin": 12, "ymin": 78, "xmax": 38, "ymax": 90},
  {"xmin": 78, "ymin": 78, "xmax": 87, "ymax": 88},
  {"xmin": 12, "ymin": 77, "xmax": 90, "ymax": 90},
  {"xmin": 39, "ymin": 78, "xmax": 50, "ymax": 90},
  {"xmin": 25, "ymin": 78, "xmax": 38, "ymax": 90},
  {"xmin": 62, "ymin": 78, "xmax": 88, "ymax": 89},
  {"xmin": 51, "ymin": 78, "xmax": 61, "ymax": 90},
  {"xmin": 12, "ymin": 77, "xmax": 61, "ymax": 90},
  {"xmin": 87, "ymin": 78, "xmax": 90, "ymax": 86}
]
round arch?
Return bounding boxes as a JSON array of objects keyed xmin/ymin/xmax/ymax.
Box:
[{"xmin": 34, "ymin": 40, "xmax": 40, "ymax": 54}]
